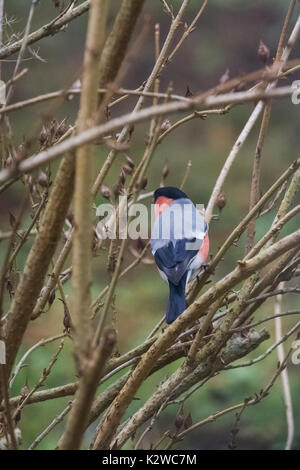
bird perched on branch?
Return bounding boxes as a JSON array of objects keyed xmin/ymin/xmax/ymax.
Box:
[{"xmin": 151, "ymin": 187, "xmax": 209, "ymax": 324}]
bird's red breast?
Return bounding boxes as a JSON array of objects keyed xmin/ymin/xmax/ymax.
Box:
[
  {"xmin": 199, "ymin": 232, "xmax": 209, "ymax": 263},
  {"xmin": 155, "ymin": 195, "xmax": 209, "ymax": 263},
  {"xmin": 154, "ymin": 196, "xmax": 174, "ymax": 217}
]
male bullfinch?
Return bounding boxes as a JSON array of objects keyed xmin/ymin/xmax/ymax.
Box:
[{"xmin": 151, "ymin": 187, "xmax": 209, "ymax": 324}]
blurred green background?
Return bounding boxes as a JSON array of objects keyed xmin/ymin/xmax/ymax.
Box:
[{"xmin": 0, "ymin": 0, "xmax": 300, "ymax": 450}]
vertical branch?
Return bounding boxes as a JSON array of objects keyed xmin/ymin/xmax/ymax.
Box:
[
  {"xmin": 31, "ymin": 0, "xmax": 147, "ymax": 321},
  {"xmin": 59, "ymin": 0, "xmax": 148, "ymax": 450},
  {"xmin": 245, "ymin": 105, "xmax": 271, "ymax": 253},
  {"xmin": 271, "ymin": 168, "xmax": 300, "ymax": 234},
  {"xmin": 0, "ymin": 0, "xmax": 4, "ymax": 172},
  {"xmin": 59, "ymin": 328, "xmax": 116, "ymax": 450},
  {"xmin": 92, "ymin": 0, "xmax": 190, "ymax": 195},
  {"xmin": 149, "ymin": 23, "xmax": 160, "ymax": 139},
  {"xmin": 37, "ymin": 0, "xmax": 190, "ymax": 344},
  {"xmin": 6, "ymin": 0, "xmax": 39, "ymax": 105},
  {"xmin": 0, "ymin": 0, "xmax": 4, "ymax": 79},
  {"xmin": 275, "ymin": 1, "xmax": 297, "ymax": 61},
  {"xmin": 246, "ymin": 0, "xmax": 297, "ymax": 253},
  {"xmin": 58, "ymin": 1, "xmax": 119, "ymax": 451},
  {"xmin": 205, "ymin": 100, "xmax": 264, "ymax": 223},
  {"xmin": 206, "ymin": 9, "xmax": 300, "ymax": 224},
  {"xmin": 4, "ymin": 153, "xmax": 75, "ymax": 375},
  {"xmin": 93, "ymin": 114, "xmax": 163, "ymax": 345},
  {"xmin": 269, "ymin": 154, "xmax": 299, "ymax": 451},
  {"xmin": 166, "ymin": 0, "xmax": 207, "ymax": 62},
  {"xmin": 72, "ymin": 0, "xmax": 108, "ymax": 363},
  {"xmin": 97, "ymin": 0, "xmax": 146, "ymax": 87},
  {"xmin": 0, "ymin": 364, "xmax": 17, "ymax": 450},
  {"xmin": 274, "ymin": 286, "xmax": 294, "ymax": 450},
  {"xmin": 0, "ymin": 195, "xmax": 28, "ymax": 319}
]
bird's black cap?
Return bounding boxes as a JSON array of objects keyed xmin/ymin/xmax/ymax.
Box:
[{"xmin": 154, "ymin": 186, "xmax": 188, "ymax": 202}]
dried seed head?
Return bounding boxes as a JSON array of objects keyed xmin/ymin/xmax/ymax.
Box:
[
  {"xmin": 161, "ymin": 161, "xmax": 169, "ymax": 179},
  {"xmin": 39, "ymin": 126, "xmax": 48, "ymax": 146},
  {"xmin": 160, "ymin": 119, "xmax": 171, "ymax": 132},
  {"xmin": 60, "ymin": 299, "xmax": 72, "ymax": 332},
  {"xmin": 37, "ymin": 170, "xmax": 48, "ymax": 188},
  {"xmin": 140, "ymin": 177, "xmax": 148, "ymax": 190},
  {"xmin": 16, "ymin": 142, "xmax": 27, "ymax": 160},
  {"xmin": 9, "ymin": 211, "xmax": 16, "ymax": 228},
  {"xmin": 56, "ymin": 119, "xmax": 69, "ymax": 138},
  {"xmin": 27, "ymin": 174, "xmax": 33, "ymax": 189},
  {"xmin": 119, "ymin": 169, "xmax": 126, "ymax": 186},
  {"xmin": 122, "ymin": 164, "xmax": 133, "ymax": 175},
  {"xmin": 66, "ymin": 207, "xmax": 74, "ymax": 225},
  {"xmin": 21, "ymin": 384, "xmax": 30, "ymax": 398},
  {"xmin": 175, "ymin": 408, "xmax": 185, "ymax": 430},
  {"xmin": 113, "ymin": 183, "xmax": 122, "ymax": 200},
  {"xmin": 48, "ymin": 289, "xmax": 56, "ymax": 306},
  {"xmin": 183, "ymin": 413, "xmax": 193, "ymax": 430},
  {"xmin": 258, "ymin": 40, "xmax": 270, "ymax": 65},
  {"xmin": 125, "ymin": 155, "xmax": 135, "ymax": 169},
  {"xmin": 219, "ymin": 68, "xmax": 230, "ymax": 84},
  {"xmin": 72, "ymin": 79, "xmax": 81, "ymax": 90},
  {"xmin": 216, "ymin": 191, "xmax": 226, "ymax": 211},
  {"xmin": 4, "ymin": 154, "xmax": 14, "ymax": 169},
  {"xmin": 63, "ymin": 312, "xmax": 71, "ymax": 332},
  {"xmin": 50, "ymin": 119, "xmax": 58, "ymax": 136},
  {"xmin": 185, "ymin": 85, "xmax": 193, "ymax": 97},
  {"xmin": 128, "ymin": 125, "xmax": 134, "ymax": 137},
  {"xmin": 100, "ymin": 185, "xmax": 111, "ymax": 200}
]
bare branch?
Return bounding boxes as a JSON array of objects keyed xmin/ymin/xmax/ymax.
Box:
[
  {"xmin": 0, "ymin": 1, "xmax": 90, "ymax": 60},
  {"xmin": 59, "ymin": 327, "xmax": 116, "ymax": 450},
  {"xmin": 274, "ymin": 287, "xmax": 294, "ymax": 450},
  {"xmin": 71, "ymin": 0, "xmax": 108, "ymax": 363},
  {"xmin": 0, "ymin": 84, "xmax": 297, "ymax": 185}
]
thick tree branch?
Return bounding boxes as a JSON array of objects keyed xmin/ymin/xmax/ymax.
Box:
[
  {"xmin": 59, "ymin": 327, "xmax": 116, "ymax": 450},
  {"xmin": 72, "ymin": 0, "xmax": 108, "ymax": 363},
  {"xmin": 92, "ymin": 229, "xmax": 300, "ymax": 449}
]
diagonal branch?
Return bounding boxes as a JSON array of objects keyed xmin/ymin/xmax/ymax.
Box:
[{"xmin": 92, "ymin": 229, "xmax": 300, "ymax": 449}]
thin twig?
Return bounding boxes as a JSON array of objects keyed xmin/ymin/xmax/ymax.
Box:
[
  {"xmin": 225, "ymin": 321, "xmax": 300, "ymax": 370},
  {"xmin": 206, "ymin": 13, "xmax": 300, "ymax": 223},
  {"xmin": 28, "ymin": 401, "xmax": 73, "ymax": 450},
  {"xmin": 13, "ymin": 339, "xmax": 65, "ymax": 420},
  {"xmin": 0, "ymin": 87, "xmax": 189, "ymax": 116},
  {"xmin": 0, "ymin": 85, "xmax": 297, "ymax": 185},
  {"xmin": 0, "ymin": 364, "xmax": 17, "ymax": 449},
  {"xmin": 167, "ymin": 353, "xmax": 291, "ymax": 449},
  {"xmin": 0, "ymin": 1, "xmax": 90, "ymax": 60},
  {"xmin": 274, "ymin": 286, "xmax": 294, "ymax": 450},
  {"xmin": 5, "ymin": 0, "xmax": 38, "ymax": 105},
  {"xmin": 9, "ymin": 333, "xmax": 67, "ymax": 389}
]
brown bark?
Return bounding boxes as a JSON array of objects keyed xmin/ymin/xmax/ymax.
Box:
[{"xmin": 4, "ymin": 153, "xmax": 75, "ymax": 374}]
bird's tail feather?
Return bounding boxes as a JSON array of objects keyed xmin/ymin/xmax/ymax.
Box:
[{"xmin": 166, "ymin": 272, "xmax": 187, "ymax": 324}]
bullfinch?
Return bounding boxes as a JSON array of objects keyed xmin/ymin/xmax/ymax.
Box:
[{"xmin": 151, "ymin": 187, "xmax": 209, "ymax": 324}]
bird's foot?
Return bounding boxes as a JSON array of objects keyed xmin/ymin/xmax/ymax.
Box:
[{"xmin": 202, "ymin": 263, "xmax": 214, "ymax": 274}]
